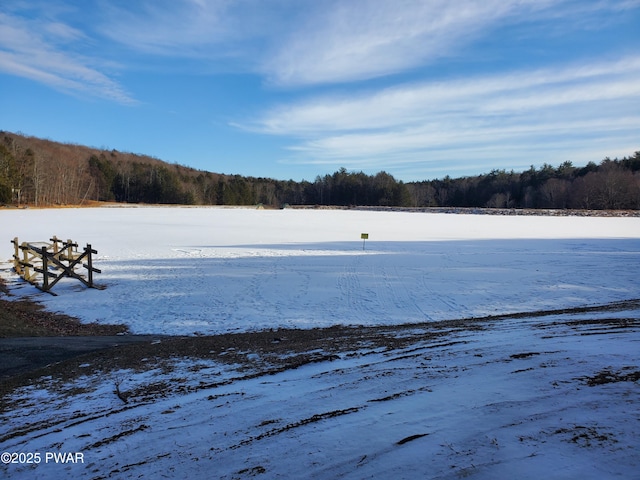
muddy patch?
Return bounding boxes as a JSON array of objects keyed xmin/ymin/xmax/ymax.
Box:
[{"xmin": 580, "ymin": 367, "xmax": 640, "ymax": 386}]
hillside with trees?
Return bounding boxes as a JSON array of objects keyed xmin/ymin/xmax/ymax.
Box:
[{"xmin": 1, "ymin": 131, "xmax": 638, "ymax": 209}]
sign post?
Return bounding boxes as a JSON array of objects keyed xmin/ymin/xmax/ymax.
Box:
[{"xmin": 361, "ymin": 233, "xmax": 369, "ymax": 250}]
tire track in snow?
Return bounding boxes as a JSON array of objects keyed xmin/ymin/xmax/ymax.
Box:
[
  {"xmin": 419, "ymin": 270, "xmax": 471, "ymax": 320},
  {"xmin": 336, "ymin": 254, "xmax": 381, "ymax": 323},
  {"xmin": 380, "ymin": 263, "xmax": 433, "ymax": 322},
  {"xmin": 2, "ymin": 307, "xmax": 638, "ymax": 479}
]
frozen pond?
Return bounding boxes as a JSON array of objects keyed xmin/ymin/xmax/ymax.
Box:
[{"xmin": 1, "ymin": 207, "xmax": 639, "ymax": 334}]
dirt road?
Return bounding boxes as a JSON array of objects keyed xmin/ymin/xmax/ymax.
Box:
[
  {"xmin": 1, "ymin": 298, "xmax": 638, "ymax": 386},
  {"xmin": 0, "ymin": 335, "xmax": 164, "ymax": 380}
]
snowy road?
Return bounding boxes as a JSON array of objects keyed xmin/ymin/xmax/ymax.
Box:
[{"xmin": 1, "ymin": 305, "xmax": 638, "ymax": 479}]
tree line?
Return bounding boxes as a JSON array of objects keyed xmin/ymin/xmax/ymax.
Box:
[
  {"xmin": 1, "ymin": 132, "xmax": 638, "ymax": 209},
  {"xmin": 410, "ymin": 158, "xmax": 640, "ymax": 210}
]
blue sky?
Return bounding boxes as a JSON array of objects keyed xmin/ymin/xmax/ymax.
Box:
[{"xmin": 1, "ymin": 0, "xmax": 639, "ymax": 182}]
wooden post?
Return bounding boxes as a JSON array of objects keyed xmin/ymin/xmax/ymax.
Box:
[
  {"xmin": 22, "ymin": 242, "xmax": 31, "ymax": 280},
  {"xmin": 12, "ymin": 237, "xmax": 20, "ymax": 274},
  {"xmin": 41, "ymin": 246, "xmax": 49, "ymax": 291},
  {"xmin": 51, "ymin": 235, "xmax": 59, "ymax": 256},
  {"xmin": 83, "ymin": 244, "xmax": 101, "ymax": 288},
  {"xmin": 67, "ymin": 239, "xmax": 74, "ymax": 264},
  {"xmin": 86, "ymin": 244, "xmax": 94, "ymax": 287}
]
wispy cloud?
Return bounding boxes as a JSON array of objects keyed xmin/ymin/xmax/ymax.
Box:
[
  {"xmin": 246, "ymin": 56, "xmax": 640, "ymax": 133},
  {"xmin": 243, "ymin": 56, "xmax": 640, "ymax": 178},
  {"xmin": 96, "ymin": 0, "xmax": 288, "ymax": 66},
  {"xmin": 98, "ymin": 0, "xmax": 557, "ymax": 85},
  {"xmin": 262, "ymin": 0, "xmax": 555, "ymax": 86},
  {"xmin": 0, "ymin": 11, "xmax": 136, "ymax": 104},
  {"xmin": 98, "ymin": 0, "xmax": 233, "ymax": 56},
  {"xmin": 93, "ymin": 0, "xmax": 638, "ymax": 89}
]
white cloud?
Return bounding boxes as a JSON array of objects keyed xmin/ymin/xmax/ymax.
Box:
[
  {"xmin": 93, "ymin": 0, "xmax": 638, "ymax": 89},
  {"xmin": 247, "ymin": 56, "xmax": 640, "ymax": 134},
  {"xmin": 263, "ymin": 0, "xmax": 551, "ymax": 86},
  {"xmin": 99, "ymin": 0, "xmax": 231, "ymax": 54},
  {"xmin": 96, "ymin": 0, "xmax": 561, "ymax": 84},
  {"xmin": 97, "ymin": 0, "xmax": 286, "ymax": 64},
  {"xmin": 245, "ymin": 56, "xmax": 640, "ymax": 177},
  {"xmin": 0, "ymin": 12, "xmax": 136, "ymax": 104}
]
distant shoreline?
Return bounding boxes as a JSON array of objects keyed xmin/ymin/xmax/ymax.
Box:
[{"xmin": 3, "ymin": 202, "xmax": 639, "ymax": 217}]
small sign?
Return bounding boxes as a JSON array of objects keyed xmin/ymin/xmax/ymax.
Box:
[{"xmin": 361, "ymin": 233, "xmax": 369, "ymax": 251}]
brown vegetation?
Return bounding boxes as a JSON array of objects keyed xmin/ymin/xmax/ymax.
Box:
[
  {"xmin": 1, "ymin": 131, "xmax": 638, "ymax": 209},
  {"xmin": 0, "ymin": 278, "xmax": 127, "ymax": 337}
]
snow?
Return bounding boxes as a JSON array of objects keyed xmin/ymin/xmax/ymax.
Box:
[
  {"xmin": 1, "ymin": 207, "xmax": 639, "ymax": 479},
  {"xmin": 1, "ymin": 207, "xmax": 638, "ymax": 334}
]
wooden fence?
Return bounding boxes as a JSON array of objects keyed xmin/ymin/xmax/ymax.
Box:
[{"xmin": 11, "ymin": 236, "xmax": 102, "ymax": 295}]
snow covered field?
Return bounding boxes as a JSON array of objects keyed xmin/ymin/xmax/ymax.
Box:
[
  {"xmin": 1, "ymin": 207, "xmax": 639, "ymax": 334},
  {"xmin": 1, "ymin": 207, "xmax": 639, "ymax": 479}
]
